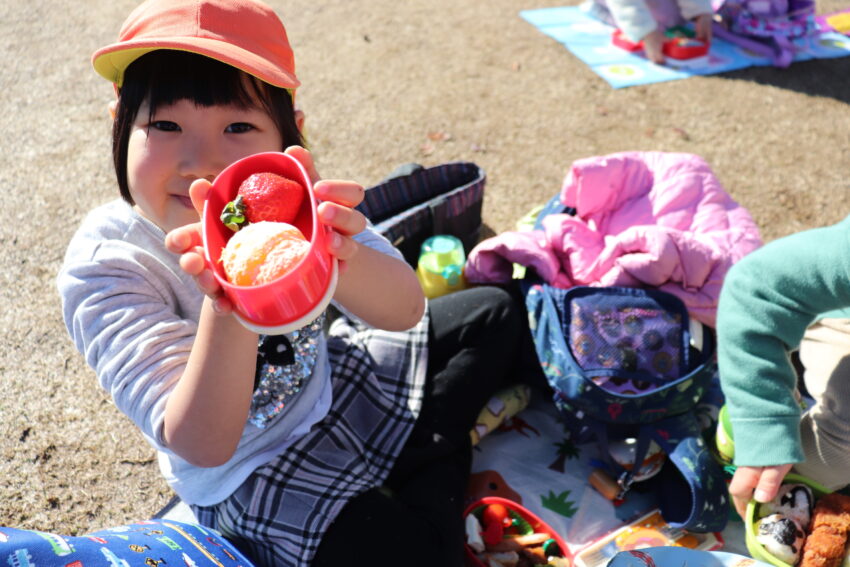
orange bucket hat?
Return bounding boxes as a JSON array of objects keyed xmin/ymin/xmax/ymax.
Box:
[{"xmin": 92, "ymin": 0, "xmax": 300, "ymax": 90}]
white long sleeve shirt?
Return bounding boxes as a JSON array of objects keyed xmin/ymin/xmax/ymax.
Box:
[{"xmin": 57, "ymin": 199, "xmax": 398, "ymax": 505}]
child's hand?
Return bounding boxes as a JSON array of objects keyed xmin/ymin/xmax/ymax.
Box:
[
  {"xmin": 643, "ymin": 29, "xmax": 666, "ymax": 64},
  {"xmin": 694, "ymin": 13, "xmax": 713, "ymax": 42},
  {"xmin": 283, "ymin": 146, "xmax": 422, "ymax": 329},
  {"xmin": 283, "ymin": 146, "xmax": 367, "ymax": 274},
  {"xmin": 164, "ymin": 179, "xmax": 235, "ymax": 314},
  {"xmin": 728, "ymin": 463, "xmax": 794, "ymax": 518},
  {"xmin": 165, "ymin": 146, "xmax": 367, "ymax": 311}
]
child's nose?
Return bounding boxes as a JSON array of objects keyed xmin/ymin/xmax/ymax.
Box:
[{"xmin": 178, "ymin": 136, "xmax": 225, "ymax": 182}]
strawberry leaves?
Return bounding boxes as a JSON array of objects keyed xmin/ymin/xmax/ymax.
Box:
[{"xmin": 221, "ymin": 195, "xmax": 248, "ymax": 232}]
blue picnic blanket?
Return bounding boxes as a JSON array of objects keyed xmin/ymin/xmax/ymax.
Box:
[
  {"xmin": 520, "ymin": 5, "xmax": 850, "ymax": 88},
  {"xmin": 0, "ymin": 520, "xmax": 252, "ymax": 567}
]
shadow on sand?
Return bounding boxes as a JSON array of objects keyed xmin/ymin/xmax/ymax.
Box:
[{"xmin": 720, "ymin": 54, "xmax": 850, "ymax": 103}]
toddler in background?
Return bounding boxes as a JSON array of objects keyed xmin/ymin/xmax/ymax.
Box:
[
  {"xmin": 718, "ymin": 217, "xmax": 850, "ymax": 518},
  {"xmin": 585, "ymin": 0, "xmax": 714, "ymax": 63}
]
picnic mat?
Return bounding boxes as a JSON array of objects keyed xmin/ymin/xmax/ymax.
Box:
[
  {"xmin": 520, "ymin": 5, "xmax": 850, "ymax": 88},
  {"xmin": 467, "ymin": 380, "xmax": 751, "ymax": 566},
  {"xmin": 154, "ymin": 379, "xmax": 752, "ymax": 565}
]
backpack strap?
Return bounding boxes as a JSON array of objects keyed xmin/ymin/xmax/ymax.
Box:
[
  {"xmin": 588, "ymin": 407, "xmax": 729, "ymax": 533},
  {"xmin": 648, "ymin": 414, "xmax": 730, "ymax": 533},
  {"xmin": 712, "ymin": 21, "xmax": 777, "ymax": 58},
  {"xmin": 522, "ymin": 280, "xmax": 586, "ymax": 404},
  {"xmin": 772, "ymin": 34, "xmax": 794, "ymax": 67},
  {"xmin": 591, "ymin": 421, "xmax": 658, "ymax": 500}
]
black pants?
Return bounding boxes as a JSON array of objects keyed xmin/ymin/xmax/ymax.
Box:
[{"xmin": 313, "ymin": 284, "xmax": 544, "ymax": 567}]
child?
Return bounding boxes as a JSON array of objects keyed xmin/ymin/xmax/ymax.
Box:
[
  {"xmin": 717, "ymin": 217, "xmax": 850, "ymax": 518},
  {"xmin": 57, "ymin": 1, "xmax": 540, "ymax": 565},
  {"xmin": 586, "ymin": 0, "xmax": 713, "ymax": 63}
]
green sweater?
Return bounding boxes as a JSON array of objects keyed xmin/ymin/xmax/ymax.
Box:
[{"xmin": 717, "ymin": 215, "xmax": 850, "ymax": 467}]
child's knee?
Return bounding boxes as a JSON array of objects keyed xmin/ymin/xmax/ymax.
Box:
[
  {"xmin": 470, "ymin": 283, "xmax": 525, "ymax": 324},
  {"xmin": 797, "ymin": 410, "xmax": 850, "ymax": 489}
]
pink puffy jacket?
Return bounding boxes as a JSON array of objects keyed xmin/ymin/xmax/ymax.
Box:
[{"xmin": 465, "ymin": 152, "xmax": 762, "ymax": 326}]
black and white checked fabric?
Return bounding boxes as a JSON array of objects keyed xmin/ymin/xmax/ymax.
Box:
[{"xmin": 193, "ymin": 312, "xmax": 429, "ymax": 567}]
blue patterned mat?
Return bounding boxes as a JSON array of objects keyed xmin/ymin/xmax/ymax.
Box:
[{"xmin": 520, "ymin": 6, "xmax": 850, "ymax": 88}]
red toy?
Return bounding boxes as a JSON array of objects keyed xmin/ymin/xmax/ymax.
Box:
[
  {"xmin": 611, "ymin": 27, "xmax": 710, "ymax": 60},
  {"xmin": 464, "ymin": 497, "xmax": 572, "ymax": 566},
  {"xmin": 663, "ymin": 36, "xmax": 710, "ymax": 59},
  {"xmin": 480, "ymin": 503, "xmax": 512, "ymax": 545}
]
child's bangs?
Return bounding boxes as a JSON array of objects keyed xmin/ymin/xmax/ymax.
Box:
[
  {"xmin": 133, "ymin": 51, "xmax": 264, "ymax": 112},
  {"xmin": 113, "ymin": 49, "xmax": 301, "ymax": 204}
]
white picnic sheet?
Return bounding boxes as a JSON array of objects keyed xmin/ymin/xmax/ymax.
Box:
[
  {"xmin": 162, "ymin": 391, "xmax": 752, "ymax": 565},
  {"xmin": 467, "ymin": 391, "xmax": 750, "ymax": 565}
]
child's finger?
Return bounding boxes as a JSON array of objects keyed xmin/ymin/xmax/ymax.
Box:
[
  {"xmin": 195, "ymin": 267, "xmax": 223, "ymax": 297},
  {"xmin": 182, "ymin": 254, "xmax": 231, "ymax": 309},
  {"xmin": 753, "ymin": 464, "xmax": 793, "ymax": 503},
  {"xmin": 313, "ymin": 179, "xmax": 365, "ymax": 208},
  {"xmin": 284, "ymin": 145, "xmax": 320, "ymax": 183},
  {"xmin": 728, "ymin": 466, "xmax": 760, "ymax": 516},
  {"xmin": 178, "ymin": 247, "xmax": 208, "ymax": 277},
  {"xmin": 189, "ymin": 178, "xmax": 213, "ymax": 216},
  {"xmin": 317, "ymin": 201, "xmax": 367, "ymax": 237},
  {"xmin": 165, "ymin": 222, "xmax": 204, "ymax": 254},
  {"xmin": 211, "ymin": 294, "xmax": 235, "ymax": 315},
  {"xmin": 327, "ymin": 231, "xmax": 359, "ymax": 262}
]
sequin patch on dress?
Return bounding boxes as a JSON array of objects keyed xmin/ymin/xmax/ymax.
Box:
[{"xmin": 249, "ymin": 314, "xmax": 325, "ymax": 428}]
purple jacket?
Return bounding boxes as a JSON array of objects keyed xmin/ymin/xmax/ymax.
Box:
[{"xmin": 465, "ymin": 152, "xmax": 762, "ymax": 326}]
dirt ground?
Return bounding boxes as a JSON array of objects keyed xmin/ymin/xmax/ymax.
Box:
[{"xmin": 1, "ymin": 0, "xmax": 849, "ymax": 534}]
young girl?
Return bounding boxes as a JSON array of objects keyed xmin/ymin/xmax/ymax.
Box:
[{"xmin": 58, "ymin": 1, "xmax": 540, "ymax": 565}]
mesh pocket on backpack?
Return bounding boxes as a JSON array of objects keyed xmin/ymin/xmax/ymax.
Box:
[{"xmin": 569, "ymin": 294, "xmax": 687, "ymax": 395}]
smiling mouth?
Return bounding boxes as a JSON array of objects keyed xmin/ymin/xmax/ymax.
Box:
[{"xmin": 175, "ymin": 195, "xmax": 193, "ymax": 208}]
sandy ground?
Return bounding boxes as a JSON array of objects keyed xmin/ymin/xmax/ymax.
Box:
[{"xmin": 1, "ymin": 0, "xmax": 849, "ymax": 534}]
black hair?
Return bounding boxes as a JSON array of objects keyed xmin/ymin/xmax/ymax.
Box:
[{"xmin": 111, "ymin": 50, "xmax": 303, "ymax": 204}]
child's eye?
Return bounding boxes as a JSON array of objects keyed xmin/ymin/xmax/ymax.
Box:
[
  {"xmin": 151, "ymin": 121, "xmax": 180, "ymax": 132},
  {"xmin": 226, "ymin": 123, "xmax": 255, "ymax": 134}
]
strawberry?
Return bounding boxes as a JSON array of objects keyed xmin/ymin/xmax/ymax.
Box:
[
  {"xmin": 481, "ymin": 503, "xmax": 512, "ymax": 529},
  {"xmin": 481, "ymin": 518, "xmax": 504, "ymax": 547},
  {"xmin": 221, "ymin": 172, "xmax": 305, "ymax": 231}
]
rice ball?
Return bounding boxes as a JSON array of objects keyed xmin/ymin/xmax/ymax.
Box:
[
  {"xmin": 760, "ymin": 484, "xmax": 814, "ymax": 530},
  {"xmin": 756, "ymin": 513, "xmax": 806, "ymax": 565}
]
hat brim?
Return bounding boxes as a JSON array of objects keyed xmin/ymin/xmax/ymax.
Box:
[{"xmin": 92, "ymin": 37, "xmax": 300, "ymax": 90}]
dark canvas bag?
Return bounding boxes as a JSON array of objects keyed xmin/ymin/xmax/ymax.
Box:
[{"xmin": 355, "ymin": 162, "xmax": 485, "ymax": 266}]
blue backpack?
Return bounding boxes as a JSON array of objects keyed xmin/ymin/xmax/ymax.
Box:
[{"xmin": 520, "ymin": 196, "xmax": 729, "ymax": 533}]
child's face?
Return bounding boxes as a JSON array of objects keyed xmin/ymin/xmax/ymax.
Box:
[{"xmin": 126, "ymin": 95, "xmax": 284, "ymax": 233}]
